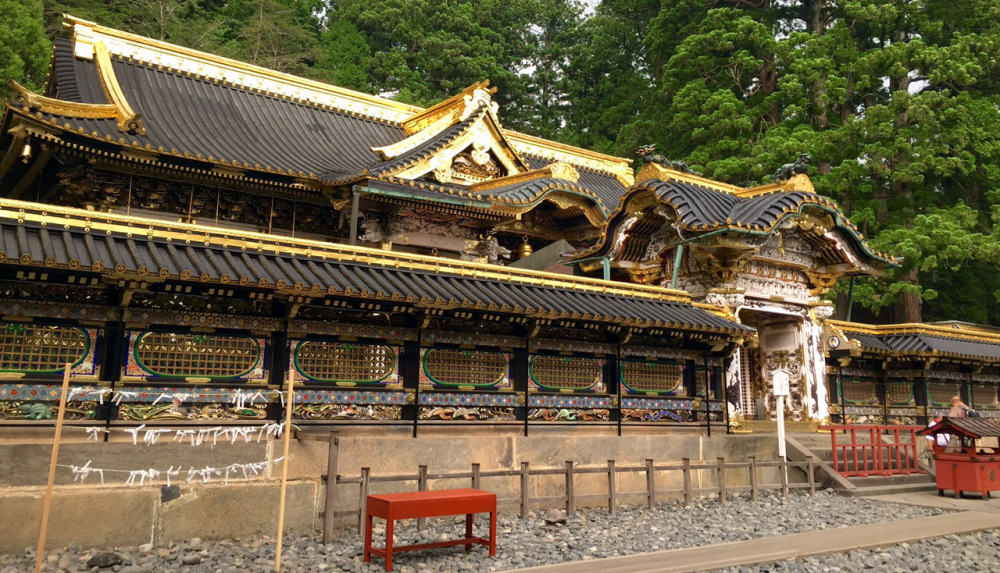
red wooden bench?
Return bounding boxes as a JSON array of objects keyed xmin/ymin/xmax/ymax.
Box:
[{"xmin": 363, "ymin": 488, "xmax": 497, "ymax": 571}]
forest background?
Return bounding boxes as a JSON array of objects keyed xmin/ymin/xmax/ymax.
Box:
[{"xmin": 3, "ymin": 0, "xmax": 1000, "ymax": 325}]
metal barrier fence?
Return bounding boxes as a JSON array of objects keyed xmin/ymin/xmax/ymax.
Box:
[
  {"xmin": 820, "ymin": 424, "xmax": 924, "ymax": 478},
  {"xmin": 316, "ymin": 434, "xmax": 818, "ymax": 540}
]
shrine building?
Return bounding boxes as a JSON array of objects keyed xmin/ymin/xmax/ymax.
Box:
[{"xmin": 2, "ymin": 15, "xmax": 999, "ymax": 438}]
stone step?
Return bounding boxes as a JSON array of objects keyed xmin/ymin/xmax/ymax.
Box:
[
  {"xmin": 849, "ymin": 473, "xmax": 935, "ymax": 488},
  {"xmin": 838, "ymin": 481, "xmax": 939, "ymax": 497}
]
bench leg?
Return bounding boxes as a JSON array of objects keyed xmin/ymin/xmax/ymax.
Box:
[
  {"xmin": 385, "ymin": 518, "xmax": 394, "ymax": 571},
  {"xmin": 465, "ymin": 513, "xmax": 473, "ymax": 552},
  {"xmin": 364, "ymin": 514, "xmax": 373, "ymax": 563},
  {"xmin": 489, "ymin": 511, "xmax": 496, "ymax": 556}
]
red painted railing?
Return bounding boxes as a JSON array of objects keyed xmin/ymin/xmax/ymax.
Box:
[{"xmin": 819, "ymin": 425, "xmax": 925, "ymax": 477}]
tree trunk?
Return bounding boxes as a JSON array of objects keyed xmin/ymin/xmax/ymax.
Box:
[{"xmin": 896, "ymin": 268, "xmax": 922, "ymax": 323}]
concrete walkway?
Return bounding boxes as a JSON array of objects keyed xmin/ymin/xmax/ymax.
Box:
[{"xmin": 512, "ymin": 498, "xmax": 1000, "ymax": 573}]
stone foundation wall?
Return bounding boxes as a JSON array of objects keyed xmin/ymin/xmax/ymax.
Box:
[{"xmin": 0, "ymin": 427, "xmax": 784, "ymax": 553}]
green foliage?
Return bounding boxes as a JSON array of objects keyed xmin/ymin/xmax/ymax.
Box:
[{"xmin": 0, "ymin": 0, "xmax": 50, "ymax": 101}]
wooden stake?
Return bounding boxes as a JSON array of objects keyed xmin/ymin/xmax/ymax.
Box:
[
  {"xmin": 274, "ymin": 377, "xmax": 295, "ymax": 572},
  {"xmin": 35, "ymin": 364, "xmax": 72, "ymax": 573}
]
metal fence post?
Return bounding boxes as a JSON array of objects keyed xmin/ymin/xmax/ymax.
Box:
[
  {"xmin": 749, "ymin": 456, "xmax": 758, "ymax": 501},
  {"xmin": 808, "ymin": 456, "xmax": 816, "ymax": 494}
]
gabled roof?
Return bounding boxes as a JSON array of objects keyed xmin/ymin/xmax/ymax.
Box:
[
  {"xmin": 573, "ymin": 165, "xmax": 896, "ymax": 269},
  {"xmin": 4, "ymin": 17, "xmax": 632, "ymax": 223},
  {"xmin": 0, "ymin": 197, "xmax": 751, "ymax": 336}
]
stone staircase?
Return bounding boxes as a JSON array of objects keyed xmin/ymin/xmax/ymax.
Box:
[{"xmin": 786, "ymin": 432, "xmax": 938, "ymax": 497}]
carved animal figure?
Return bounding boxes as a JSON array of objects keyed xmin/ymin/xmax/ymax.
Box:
[
  {"xmin": 635, "ymin": 145, "xmax": 701, "ymax": 175},
  {"xmin": 771, "ymin": 153, "xmax": 811, "ymax": 181}
]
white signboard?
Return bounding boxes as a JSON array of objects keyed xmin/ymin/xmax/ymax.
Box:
[{"xmin": 772, "ymin": 369, "xmax": 790, "ymax": 397}]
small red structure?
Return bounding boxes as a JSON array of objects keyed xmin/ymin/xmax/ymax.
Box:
[
  {"xmin": 820, "ymin": 424, "xmax": 924, "ymax": 477},
  {"xmin": 364, "ymin": 488, "xmax": 497, "ymax": 571},
  {"xmin": 919, "ymin": 417, "xmax": 1000, "ymax": 499}
]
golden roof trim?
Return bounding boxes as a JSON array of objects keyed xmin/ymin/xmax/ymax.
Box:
[
  {"xmin": 507, "ymin": 132, "xmax": 634, "ymax": 187},
  {"xmin": 0, "ymin": 197, "xmax": 699, "ymax": 305},
  {"xmin": 738, "ymin": 173, "xmax": 815, "ymax": 197},
  {"xmin": 65, "ymin": 14, "xmax": 419, "ymax": 124},
  {"xmin": 636, "ymin": 162, "xmax": 743, "ymax": 194},
  {"xmin": 401, "ymin": 81, "xmax": 494, "ymax": 135},
  {"xmin": 8, "ymin": 80, "xmax": 118, "ymax": 119},
  {"xmin": 92, "ymin": 41, "xmax": 146, "ymax": 135},
  {"xmin": 471, "ymin": 163, "xmax": 579, "ymax": 192},
  {"xmin": 828, "ymin": 319, "xmax": 1000, "ymax": 345}
]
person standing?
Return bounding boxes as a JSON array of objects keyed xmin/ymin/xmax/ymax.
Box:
[{"xmin": 949, "ymin": 396, "xmax": 968, "ymax": 418}]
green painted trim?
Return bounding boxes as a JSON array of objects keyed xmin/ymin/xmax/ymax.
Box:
[
  {"xmin": 133, "ymin": 331, "xmax": 262, "ymax": 379},
  {"xmin": 0, "ymin": 324, "xmax": 90, "ymax": 374},
  {"xmin": 354, "ymin": 184, "xmax": 492, "ymax": 209},
  {"xmin": 422, "ymin": 348, "xmax": 507, "ymax": 388},
  {"xmin": 293, "ymin": 341, "xmax": 396, "ymax": 384},
  {"xmin": 619, "ymin": 357, "xmax": 682, "ymax": 395},
  {"xmin": 528, "ymin": 355, "xmax": 601, "ymax": 391}
]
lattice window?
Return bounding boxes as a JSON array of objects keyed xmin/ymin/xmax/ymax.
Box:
[
  {"xmin": 927, "ymin": 382, "xmax": 960, "ymax": 406},
  {"xmin": 620, "ymin": 359, "xmax": 684, "ymax": 395},
  {"xmin": 530, "ymin": 355, "xmax": 602, "ymax": 391},
  {"xmin": 422, "ymin": 349, "xmax": 507, "ymax": 388},
  {"xmin": 885, "ymin": 380, "xmax": 914, "ymax": 405},
  {"xmin": 841, "ymin": 378, "xmax": 876, "ymax": 404},
  {"xmin": 294, "ymin": 342, "xmax": 396, "ymax": 384},
  {"xmin": 0, "ymin": 324, "xmax": 89, "ymax": 374},
  {"xmin": 133, "ymin": 332, "xmax": 261, "ymax": 378},
  {"xmin": 972, "ymin": 384, "xmax": 998, "ymax": 408},
  {"xmin": 694, "ymin": 368, "xmax": 708, "ymax": 398}
]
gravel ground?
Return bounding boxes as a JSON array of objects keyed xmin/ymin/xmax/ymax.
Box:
[{"xmin": 0, "ymin": 490, "xmax": 970, "ymax": 573}]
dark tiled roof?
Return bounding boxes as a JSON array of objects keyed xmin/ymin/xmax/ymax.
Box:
[
  {"xmin": 920, "ymin": 417, "xmax": 1000, "ymax": 438},
  {"xmin": 637, "ymin": 178, "xmax": 826, "ymax": 230},
  {"xmin": 882, "ymin": 334, "xmax": 1000, "ymax": 360},
  {"xmin": 843, "ymin": 331, "xmax": 892, "ymax": 352},
  {"xmin": 41, "ymin": 41, "xmax": 405, "ymax": 181},
  {"xmin": 524, "ymin": 155, "xmax": 625, "ymax": 213},
  {"xmin": 0, "ymin": 219, "xmax": 750, "ymax": 334}
]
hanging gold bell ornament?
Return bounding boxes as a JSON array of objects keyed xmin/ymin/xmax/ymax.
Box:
[{"xmin": 518, "ymin": 236, "xmax": 533, "ymax": 259}]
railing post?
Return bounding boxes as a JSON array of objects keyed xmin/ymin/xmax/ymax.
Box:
[
  {"xmin": 808, "ymin": 456, "xmax": 816, "ymax": 495},
  {"xmin": 520, "ymin": 461, "xmax": 530, "ymax": 519},
  {"xmin": 565, "ymin": 461, "xmax": 575, "ymax": 517},
  {"xmin": 607, "ymin": 460, "xmax": 617, "ymax": 515},
  {"xmin": 472, "ymin": 463, "xmax": 481, "ymax": 490},
  {"xmin": 779, "ymin": 457, "xmax": 788, "ymax": 497},
  {"xmin": 829, "ymin": 427, "xmax": 840, "ymax": 474},
  {"xmin": 322, "ymin": 433, "xmax": 339, "ymax": 543},
  {"xmin": 682, "ymin": 458, "xmax": 691, "ymax": 506},
  {"xmin": 358, "ymin": 467, "xmax": 370, "ymax": 535},
  {"xmin": 417, "ymin": 464, "xmax": 428, "ymax": 530},
  {"xmin": 646, "ymin": 459, "xmax": 655, "ymax": 509},
  {"xmin": 717, "ymin": 457, "xmax": 726, "ymax": 504},
  {"xmin": 749, "ymin": 456, "xmax": 758, "ymax": 501}
]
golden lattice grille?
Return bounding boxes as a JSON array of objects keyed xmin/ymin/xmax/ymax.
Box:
[
  {"xmin": 621, "ymin": 360, "xmax": 683, "ymax": 394},
  {"xmin": 530, "ymin": 356, "xmax": 602, "ymax": 391},
  {"xmin": 0, "ymin": 324, "xmax": 89, "ymax": 373},
  {"xmin": 423, "ymin": 349, "xmax": 507, "ymax": 387},
  {"xmin": 295, "ymin": 342, "xmax": 395, "ymax": 383},
  {"xmin": 885, "ymin": 381, "xmax": 914, "ymax": 405},
  {"xmin": 842, "ymin": 379, "xmax": 876, "ymax": 404},
  {"xmin": 135, "ymin": 333, "xmax": 260, "ymax": 378},
  {"xmin": 927, "ymin": 382, "xmax": 960, "ymax": 406},
  {"xmin": 972, "ymin": 385, "xmax": 998, "ymax": 408}
]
